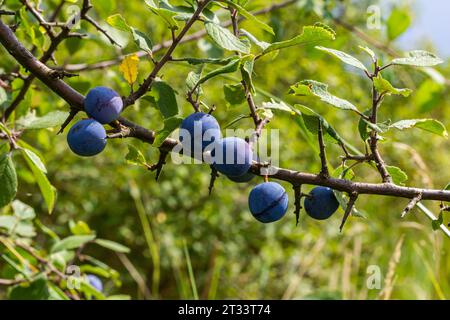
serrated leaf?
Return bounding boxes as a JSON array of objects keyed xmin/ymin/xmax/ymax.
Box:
[
  {"xmin": 315, "ymin": 46, "xmax": 367, "ymax": 71},
  {"xmin": 390, "ymin": 119, "xmax": 448, "ymax": 137},
  {"xmin": 125, "ymin": 144, "xmax": 146, "ymax": 166},
  {"xmin": 373, "ymin": 75, "xmax": 412, "ymax": 97},
  {"xmin": 204, "ymin": 22, "xmax": 250, "ymax": 54},
  {"xmin": 94, "ymin": 239, "xmax": 130, "ymax": 253},
  {"xmin": 148, "ymin": 80, "xmax": 178, "ymax": 119},
  {"xmin": 51, "ymin": 235, "xmax": 96, "ymax": 253},
  {"xmin": 0, "ymin": 153, "xmax": 17, "ymax": 208},
  {"xmin": 290, "ymin": 80, "xmax": 360, "ymax": 112},
  {"xmin": 391, "ymin": 50, "xmax": 443, "ymax": 67},
  {"xmin": 386, "ymin": 165, "xmax": 408, "ymax": 185},
  {"xmin": 119, "ymin": 54, "xmax": 139, "ymax": 85},
  {"xmin": 262, "ymin": 24, "xmax": 335, "ymax": 55},
  {"xmin": 222, "ymin": 0, "xmax": 274, "ymax": 35},
  {"xmin": 224, "ymin": 84, "xmax": 246, "ymax": 106},
  {"xmin": 154, "ymin": 116, "xmax": 183, "ymax": 147},
  {"xmin": 22, "ymin": 150, "xmax": 56, "ymax": 214},
  {"xmin": 16, "ymin": 111, "xmax": 70, "ymax": 130}
]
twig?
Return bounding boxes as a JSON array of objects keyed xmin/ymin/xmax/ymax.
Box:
[
  {"xmin": 317, "ymin": 121, "xmax": 329, "ymax": 178},
  {"xmin": 80, "ymin": 0, "xmax": 121, "ymax": 47},
  {"xmin": 339, "ymin": 192, "xmax": 358, "ymax": 232},
  {"xmin": 208, "ymin": 165, "xmax": 219, "ymax": 195},
  {"xmin": 401, "ymin": 192, "xmax": 422, "ymax": 218},
  {"xmin": 293, "ymin": 184, "xmax": 302, "ymax": 226},
  {"xmin": 148, "ymin": 150, "xmax": 169, "ymax": 181}
]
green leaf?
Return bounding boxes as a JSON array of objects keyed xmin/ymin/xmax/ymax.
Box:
[
  {"xmin": 262, "ymin": 99, "xmax": 293, "ymax": 113},
  {"xmin": 240, "ymin": 29, "xmax": 270, "ymax": 50},
  {"xmin": 444, "ymin": 183, "xmax": 450, "ymax": 191},
  {"xmin": 240, "ymin": 55, "xmax": 255, "ymax": 93},
  {"xmin": 12, "ymin": 200, "xmax": 35, "ymax": 220},
  {"xmin": 16, "ymin": 111, "xmax": 70, "ymax": 130},
  {"xmin": 186, "ymin": 67, "xmax": 203, "ymax": 96},
  {"xmin": 358, "ymin": 46, "xmax": 377, "ymax": 63},
  {"xmin": 373, "ymin": 75, "xmax": 412, "ymax": 97},
  {"xmin": 222, "ymin": 0, "xmax": 274, "ymax": 35},
  {"xmin": 125, "ymin": 144, "xmax": 147, "ymax": 166},
  {"xmin": 223, "ymin": 84, "xmax": 246, "ymax": 106},
  {"xmin": 21, "ymin": 148, "xmax": 47, "ymax": 174},
  {"xmin": 106, "ymin": 14, "xmax": 153, "ymax": 53},
  {"xmin": 387, "ymin": 7, "xmax": 411, "ymax": 41},
  {"xmin": 290, "ymin": 80, "xmax": 360, "ymax": 112},
  {"xmin": 315, "ymin": 46, "xmax": 367, "ymax": 72},
  {"xmin": 204, "ymin": 22, "xmax": 250, "ymax": 54},
  {"xmin": 390, "ymin": 119, "xmax": 448, "ymax": 137},
  {"xmin": 22, "ymin": 149, "xmax": 56, "ymax": 214},
  {"xmin": 9, "ymin": 278, "xmax": 50, "ymax": 300},
  {"xmin": 294, "ymin": 105, "xmax": 344, "ymax": 144},
  {"xmin": 94, "ymin": 239, "xmax": 131, "ymax": 253},
  {"xmin": 261, "ymin": 24, "xmax": 335, "ymax": 55},
  {"xmin": 69, "ymin": 220, "xmax": 92, "ymax": 235},
  {"xmin": 131, "ymin": 28, "xmax": 153, "ymax": 54},
  {"xmin": 0, "ymin": 153, "xmax": 17, "ymax": 208},
  {"xmin": 148, "ymin": 80, "xmax": 178, "ymax": 119},
  {"xmin": 391, "ymin": 50, "xmax": 443, "ymax": 67},
  {"xmin": 51, "ymin": 235, "xmax": 96, "ymax": 253},
  {"xmin": 195, "ymin": 58, "xmax": 240, "ymax": 87},
  {"xmin": 154, "ymin": 116, "xmax": 183, "ymax": 147},
  {"xmin": 386, "ymin": 166, "xmax": 408, "ymax": 185},
  {"xmin": 80, "ymin": 280, "xmax": 106, "ymax": 300},
  {"xmin": 106, "ymin": 14, "xmax": 131, "ymax": 32}
]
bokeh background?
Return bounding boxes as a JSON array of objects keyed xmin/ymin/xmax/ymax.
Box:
[{"xmin": 1, "ymin": 0, "xmax": 449, "ymax": 299}]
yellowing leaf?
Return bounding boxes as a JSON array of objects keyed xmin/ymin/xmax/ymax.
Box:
[{"xmin": 119, "ymin": 54, "xmax": 139, "ymax": 85}]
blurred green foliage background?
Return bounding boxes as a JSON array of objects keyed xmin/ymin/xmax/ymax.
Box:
[{"xmin": 1, "ymin": 0, "xmax": 449, "ymax": 299}]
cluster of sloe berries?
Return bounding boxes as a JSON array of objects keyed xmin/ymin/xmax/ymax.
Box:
[
  {"xmin": 67, "ymin": 88, "xmax": 340, "ymax": 223},
  {"xmin": 67, "ymin": 86, "xmax": 123, "ymax": 157},
  {"xmin": 178, "ymin": 112, "xmax": 341, "ymax": 223}
]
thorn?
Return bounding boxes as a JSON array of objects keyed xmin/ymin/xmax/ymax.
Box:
[
  {"xmin": 339, "ymin": 192, "xmax": 358, "ymax": 232},
  {"xmin": 293, "ymin": 184, "xmax": 302, "ymax": 226},
  {"xmin": 208, "ymin": 165, "xmax": 219, "ymax": 195}
]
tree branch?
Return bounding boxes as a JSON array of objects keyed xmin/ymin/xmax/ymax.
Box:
[{"xmin": 2, "ymin": 11, "xmax": 450, "ymax": 204}]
